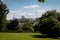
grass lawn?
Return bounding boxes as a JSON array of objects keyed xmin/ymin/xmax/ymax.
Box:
[{"xmin": 0, "ymin": 33, "xmax": 60, "ymax": 40}]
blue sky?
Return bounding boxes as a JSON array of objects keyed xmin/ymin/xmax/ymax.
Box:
[{"xmin": 2, "ymin": 0, "xmax": 60, "ymax": 20}]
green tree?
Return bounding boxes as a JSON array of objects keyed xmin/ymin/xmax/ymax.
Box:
[
  {"xmin": 40, "ymin": 10, "xmax": 60, "ymax": 21},
  {"xmin": 39, "ymin": 10, "xmax": 60, "ymax": 37},
  {"xmin": 6, "ymin": 19, "xmax": 19, "ymax": 31},
  {"xmin": 38, "ymin": 0, "xmax": 45, "ymax": 3},
  {"xmin": 22, "ymin": 21, "xmax": 34, "ymax": 32},
  {"xmin": 0, "ymin": 0, "xmax": 9, "ymax": 31}
]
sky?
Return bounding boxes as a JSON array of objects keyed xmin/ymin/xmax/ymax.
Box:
[{"xmin": 2, "ymin": 0, "xmax": 60, "ymax": 20}]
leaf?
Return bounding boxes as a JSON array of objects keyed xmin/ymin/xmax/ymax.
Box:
[{"xmin": 38, "ymin": 0, "xmax": 45, "ymax": 3}]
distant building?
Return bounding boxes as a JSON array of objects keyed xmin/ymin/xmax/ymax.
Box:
[
  {"xmin": 21, "ymin": 16, "xmax": 26, "ymax": 21},
  {"xmin": 21, "ymin": 16, "xmax": 35, "ymax": 21}
]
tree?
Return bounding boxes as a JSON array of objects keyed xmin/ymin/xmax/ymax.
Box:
[
  {"xmin": 0, "ymin": 0, "xmax": 9, "ymax": 31},
  {"xmin": 33, "ymin": 23, "xmax": 39, "ymax": 32},
  {"xmin": 6, "ymin": 19, "xmax": 19, "ymax": 31},
  {"xmin": 22, "ymin": 21, "xmax": 34, "ymax": 32},
  {"xmin": 33, "ymin": 19, "xmax": 40, "ymax": 32},
  {"xmin": 39, "ymin": 10, "xmax": 60, "ymax": 37},
  {"xmin": 40, "ymin": 10, "xmax": 60, "ymax": 21},
  {"xmin": 38, "ymin": 0, "xmax": 45, "ymax": 3}
]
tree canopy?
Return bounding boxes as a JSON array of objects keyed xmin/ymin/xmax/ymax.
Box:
[
  {"xmin": 0, "ymin": 0, "xmax": 9, "ymax": 31},
  {"xmin": 39, "ymin": 10, "xmax": 60, "ymax": 37},
  {"xmin": 38, "ymin": 0, "xmax": 45, "ymax": 3}
]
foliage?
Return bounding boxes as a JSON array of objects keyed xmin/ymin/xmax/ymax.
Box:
[
  {"xmin": 22, "ymin": 21, "xmax": 34, "ymax": 32},
  {"xmin": 0, "ymin": 0, "xmax": 9, "ymax": 31},
  {"xmin": 39, "ymin": 10, "xmax": 60, "ymax": 37},
  {"xmin": 6, "ymin": 19, "xmax": 19, "ymax": 31},
  {"xmin": 33, "ymin": 22, "xmax": 39, "ymax": 32},
  {"xmin": 40, "ymin": 10, "xmax": 60, "ymax": 19},
  {"xmin": 38, "ymin": 0, "xmax": 45, "ymax": 3}
]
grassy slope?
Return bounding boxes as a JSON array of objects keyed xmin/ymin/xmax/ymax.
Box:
[{"xmin": 0, "ymin": 33, "xmax": 60, "ymax": 40}]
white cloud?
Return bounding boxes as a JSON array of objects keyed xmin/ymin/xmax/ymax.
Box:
[
  {"xmin": 10, "ymin": 10, "xmax": 21, "ymax": 13},
  {"xmin": 7, "ymin": 10, "xmax": 46, "ymax": 20},
  {"xmin": 24, "ymin": 5, "xmax": 40, "ymax": 8}
]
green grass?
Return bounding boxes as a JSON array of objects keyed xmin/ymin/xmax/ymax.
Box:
[{"xmin": 0, "ymin": 33, "xmax": 60, "ymax": 40}]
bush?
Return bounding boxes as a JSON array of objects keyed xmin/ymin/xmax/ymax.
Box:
[
  {"xmin": 33, "ymin": 23, "xmax": 39, "ymax": 32},
  {"xmin": 22, "ymin": 26, "xmax": 34, "ymax": 32}
]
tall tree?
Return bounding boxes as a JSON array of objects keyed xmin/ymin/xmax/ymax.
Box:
[
  {"xmin": 39, "ymin": 10, "xmax": 60, "ymax": 37},
  {"xmin": 0, "ymin": 0, "xmax": 9, "ymax": 31},
  {"xmin": 6, "ymin": 19, "xmax": 19, "ymax": 31}
]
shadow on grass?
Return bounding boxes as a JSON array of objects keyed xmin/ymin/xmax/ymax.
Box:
[{"xmin": 30, "ymin": 34, "xmax": 59, "ymax": 39}]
